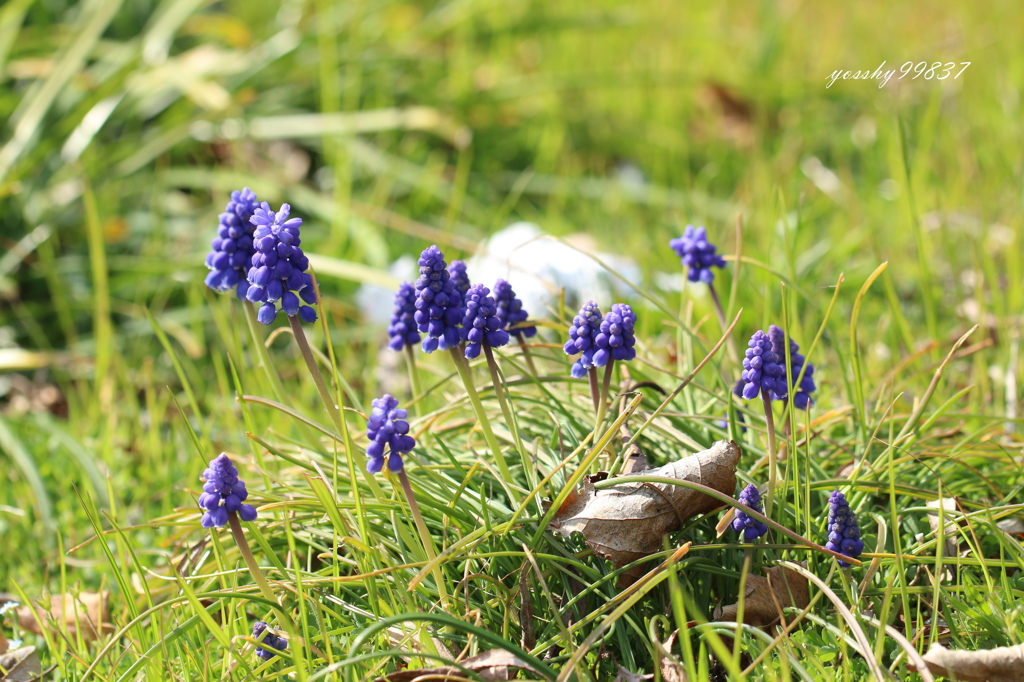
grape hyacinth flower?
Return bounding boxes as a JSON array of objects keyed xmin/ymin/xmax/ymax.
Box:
[
  {"xmin": 593, "ymin": 303, "xmax": 637, "ymax": 366},
  {"xmin": 198, "ymin": 454, "xmax": 257, "ymax": 528},
  {"xmin": 767, "ymin": 325, "xmax": 817, "ymax": 409},
  {"xmin": 493, "ymin": 279, "xmax": 537, "ymax": 338},
  {"xmin": 460, "ymin": 283, "xmax": 509, "ymax": 359},
  {"xmin": 563, "ymin": 301, "xmax": 604, "ymax": 379},
  {"xmin": 448, "ymin": 260, "xmax": 471, "ymax": 298},
  {"xmin": 387, "ymin": 282, "xmax": 421, "ymax": 351},
  {"xmin": 205, "ymin": 188, "xmax": 259, "ymax": 299},
  {"xmin": 365, "ymin": 394, "xmax": 415, "ymax": 474},
  {"xmin": 668, "ymin": 225, "xmax": 727, "ymax": 283},
  {"xmin": 731, "ymin": 484, "xmax": 768, "ymax": 540},
  {"xmin": 244, "ymin": 202, "xmax": 317, "ymax": 325},
  {"xmin": 825, "ymin": 490, "xmax": 863, "ymax": 567},
  {"xmin": 738, "ymin": 330, "xmax": 787, "ymax": 400},
  {"xmin": 414, "ymin": 245, "xmax": 464, "ymax": 353},
  {"xmin": 253, "ymin": 621, "xmax": 287, "ymax": 661}
]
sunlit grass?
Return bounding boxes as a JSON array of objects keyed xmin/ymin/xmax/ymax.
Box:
[{"xmin": 1, "ymin": 1, "xmax": 1023, "ymax": 680}]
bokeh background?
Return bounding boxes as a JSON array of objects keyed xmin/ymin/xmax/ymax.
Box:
[{"xmin": 1, "ymin": 0, "xmax": 1021, "ymax": 610}]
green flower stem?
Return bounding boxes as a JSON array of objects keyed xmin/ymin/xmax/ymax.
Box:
[
  {"xmin": 396, "ymin": 469, "xmax": 451, "ymax": 611},
  {"xmin": 593, "ymin": 360, "xmax": 615, "ymax": 449},
  {"xmin": 288, "ymin": 316, "xmax": 384, "ymax": 498},
  {"xmin": 482, "ymin": 343, "xmax": 526, "ymax": 459},
  {"xmin": 448, "ymin": 346, "xmax": 521, "ymax": 504},
  {"xmin": 761, "ymin": 389, "xmax": 779, "ymax": 519},
  {"xmin": 244, "ymin": 302, "xmax": 285, "ymax": 402},
  {"xmin": 228, "ymin": 511, "xmax": 280, "ymax": 607},
  {"xmin": 515, "ymin": 336, "xmax": 538, "ymax": 376},
  {"xmin": 404, "ymin": 344, "xmax": 423, "ymax": 400},
  {"xmin": 587, "ymin": 367, "xmax": 601, "ymax": 413}
]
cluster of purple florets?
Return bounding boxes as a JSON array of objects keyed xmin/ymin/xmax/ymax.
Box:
[
  {"xmin": 244, "ymin": 203, "xmax": 317, "ymax": 324},
  {"xmin": 563, "ymin": 301, "xmax": 605, "ymax": 378},
  {"xmin": 460, "ymin": 283, "xmax": 509, "ymax": 359},
  {"xmin": 205, "ymin": 188, "xmax": 259, "ymax": 299},
  {"xmin": 825, "ymin": 491, "xmax": 864, "ymax": 566},
  {"xmin": 365, "ymin": 394, "xmax": 415, "ymax": 474},
  {"xmin": 198, "ymin": 454, "xmax": 257, "ymax": 528},
  {"xmin": 252, "ymin": 621, "xmax": 287, "ymax": 661},
  {"xmin": 448, "ymin": 260, "xmax": 471, "ymax": 298},
  {"xmin": 767, "ymin": 325, "xmax": 817, "ymax": 409},
  {"xmin": 387, "ymin": 282, "xmax": 421, "ymax": 351},
  {"xmin": 669, "ymin": 225, "xmax": 727, "ymax": 283},
  {"xmin": 414, "ymin": 246, "xmax": 464, "ymax": 353},
  {"xmin": 493, "ymin": 279, "xmax": 536, "ymax": 338},
  {"xmin": 738, "ymin": 330, "xmax": 787, "ymax": 400},
  {"xmin": 732, "ymin": 484, "xmax": 768, "ymax": 540},
  {"xmin": 563, "ymin": 301, "xmax": 639, "ymax": 377}
]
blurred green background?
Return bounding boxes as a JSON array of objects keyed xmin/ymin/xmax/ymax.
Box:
[{"xmin": 1, "ymin": 0, "xmax": 1021, "ymax": 590}]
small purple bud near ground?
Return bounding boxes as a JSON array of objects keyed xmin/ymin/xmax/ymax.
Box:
[{"xmin": 731, "ymin": 483, "xmax": 768, "ymax": 540}]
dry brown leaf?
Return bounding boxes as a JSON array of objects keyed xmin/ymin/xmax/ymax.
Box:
[
  {"xmin": 909, "ymin": 642, "xmax": 1024, "ymax": 682},
  {"xmin": 376, "ymin": 649, "xmax": 541, "ymax": 681},
  {"xmin": 717, "ymin": 563, "xmax": 809, "ymax": 628},
  {"xmin": 16, "ymin": 591, "xmax": 113, "ymax": 642},
  {"xmin": 613, "ymin": 663, "xmax": 653, "ymax": 681},
  {"xmin": 0, "ymin": 646, "xmax": 41, "ymax": 682},
  {"xmin": 0, "ymin": 632, "xmax": 7, "ymax": 656},
  {"xmin": 659, "ymin": 631, "xmax": 689, "ymax": 682},
  {"xmin": 551, "ymin": 440, "xmax": 739, "ymax": 585}
]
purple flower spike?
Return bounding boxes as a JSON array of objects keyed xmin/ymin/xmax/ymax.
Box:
[
  {"xmin": 493, "ymin": 279, "xmax": 537, "ymax": 338},
  {"xmin": 387, "ymin": 282, "xmax": 421, "ymax": 351},
  {"xmin": 767, "ymin": 325, "xmax": 817, "ymax": 409},
  {"xmin": 593, "ymin": 303, "xmax": 637, "ymax": 366},
  {"xmin": 243, "ymin": 202, "xmax": 317, "ymax": 324},
  {"xmin": 413, "ymin": 246, "xmax": 464, "ymax": 353},
  {"xmin": 731, "ymin": 484, "xmax": 768, "ymax": 540},
  {"xmin": 366, "ymin": 394, "xmax": 415, "ymax": 474},
  {"xmin": 460, "ymin": 283, "xmax": 509, "ymax": 359},
  {"xmin": 669, "ymin": 225, "xmax": 727, "ymax": 283},
  {"xmin": 739, "ymin": 330, "xmax": 786, "ymax": 400},
  {"xmin": 448, "ymin": 260, "xmax": 471, "ymax": 298},
  {"xmin": 825, "ymin": 490, "xmax": 863, "ymax": 567},
  {"xmin": 198, "ymin": 453, "xmax": 257, "ymax": 528},
  {"xmin": 564, "ymin": 301, "xmax": 604, "ymax": 378},
  {"xmin": 253, "ymin": 621, "xmax": 288, "ymax": 661},
  {"xmin": 205, "ymin": 188, "xmax": 259, "ymax": 299}
]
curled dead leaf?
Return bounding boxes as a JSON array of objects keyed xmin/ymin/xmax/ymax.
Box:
[
  {"xmin": 716, "ymin": 563, "xmax": 809, "ymax": 628},
  {"xmin": 550, "ymin": 440, "xmax": 739, "ymax": 585},
  {"xmin": 376, "ymin": 649, "xmax": 541, "ymax": 681},
  {"xmin": 16, "ymin": 591, "xmax": 113, "ymax": 643},
  {"xmin": 909, "ymin": 642, "xmax": 1024, "ymax": 682},
  {"xmin": 0, "ymin": 646, "xmax": 41, "ymax": 682}
]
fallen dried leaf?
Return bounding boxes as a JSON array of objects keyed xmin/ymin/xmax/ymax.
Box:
[
  {"xmin": 0, "ymin": 632, "xmax": 7, "ymax": 656},
  {"xmin": 376, "ymin": 649, "xmax": 541, "ymax": 681},
  {"xmin": 551, "ymin": 440, "xmax": 739, "ymax": 585},
  {"xmin": 658, "ymin": 631, "xmax": 689, "ymax": 682},
  {"xmin": 0, "ymin": 646, "xmax": 41, "ymax": 682},
  {"xmin": 996, "ymin": 517, "xmax": 1024, "ymax": 538},
  {"xmin": 717, "ymin": 563, "xmax": 809, "ymax": 628},
  {"xmin": 910, "ymin": 642, "xmax": 1024, "ymax": 682},
  {"xmin": 16, "ymin": 591, "xmax": 113, "ymax": 642}
]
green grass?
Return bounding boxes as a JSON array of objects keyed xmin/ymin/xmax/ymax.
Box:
[{"xmin": 2, "ymin": 1, "xmax": 1023, "ymax": 680}]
